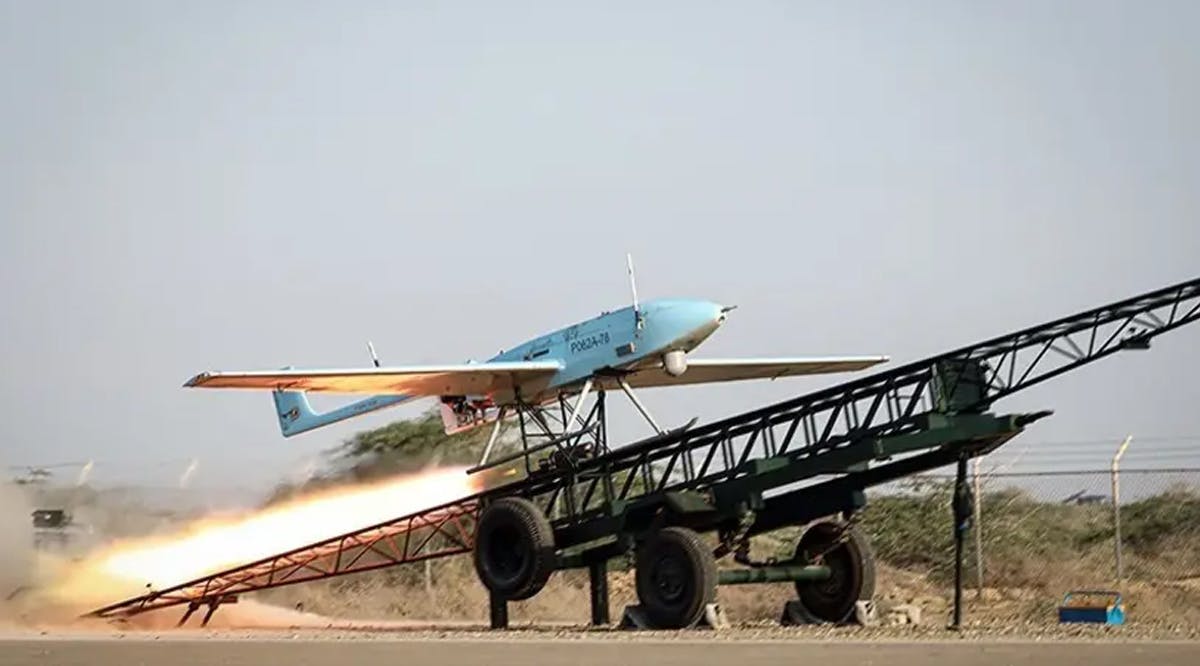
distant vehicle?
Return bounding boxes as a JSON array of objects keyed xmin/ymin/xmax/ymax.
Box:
[
  {"xmin": 1062, "ymin": 490, "xmax": 1108, "ymax": 505},
  {"xmin": 31, "ymin": 508, "xmax": 91, "ymax": 550}
]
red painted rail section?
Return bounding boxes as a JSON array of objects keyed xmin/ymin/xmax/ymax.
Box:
[{"xmin": 86, "ymin": 498, "xmax": 481, "ymax": 624}]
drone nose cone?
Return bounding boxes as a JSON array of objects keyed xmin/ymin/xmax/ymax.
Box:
[
  {"xmin": 691, "ymin": 300, "xmax": 726, "ymax": 336},
  {"xmin": 686, "ymin": 300, "xmax": 723, "ymax": 325},
  {"xmin": 650, "ymin": 299, "xmax": 727, "ymax": 347}
]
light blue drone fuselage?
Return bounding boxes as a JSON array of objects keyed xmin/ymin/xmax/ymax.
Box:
[{"xmin": 269, "ymin": 298, "xmax": 728, "ymax": 437}]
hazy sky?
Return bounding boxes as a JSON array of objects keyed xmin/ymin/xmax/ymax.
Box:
[{"xmin": 2, "ymin": 1, "xmax": 1197, "ymax": 493}]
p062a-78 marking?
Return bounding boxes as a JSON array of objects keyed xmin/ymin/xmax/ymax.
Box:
[{"xmin": 569, "ymin": 331, "xmax": 610, "ymax": 354}]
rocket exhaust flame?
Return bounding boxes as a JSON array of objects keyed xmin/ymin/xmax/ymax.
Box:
[{"xmin": 34, "ymin": 466, "xmax": 484, "ymax": 614}]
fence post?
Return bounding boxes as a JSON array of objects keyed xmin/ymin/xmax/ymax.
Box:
[
  {"xmin": 972, "ymin": 457, "xmax": 984, "ymax": 596},
  {"xmin": 951, "ymin": 454, "xmax": 970, "ymax": 630},
  {"xmin": 1111, "ymin": 435, "xmax": 1133, "ymax": 584}
]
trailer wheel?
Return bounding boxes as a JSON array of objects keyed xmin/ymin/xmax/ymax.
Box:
[
  {"xmin": 473, "ymin": 497, "xmax": 556, "ymax": 601},
  {"xmin": 791, "ymin": 520, "xmax": 875, "ymax": 623},
  {"xmin": 635, "ymin": 526, "xmax": 717, "ymax": 629}
]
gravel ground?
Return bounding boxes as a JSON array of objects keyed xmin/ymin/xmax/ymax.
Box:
[
  {"xmin": 5, "ymin": 611, "xmax": 1199, "ymax": 666},
  {"xmin": 5, "ymin": 618, "xmax": 1198, "ymax": 643},
  {"xmin": 2, "ymin": 631, "xmax": 1198, "ymax": 666}
]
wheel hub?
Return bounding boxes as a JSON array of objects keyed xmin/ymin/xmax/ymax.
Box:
[
  {"xmin": 652, "ymin": 556, "xmax": 687, "ymax": 602},
  {"xmin": 489, "ymin": 525, "xmax": 527, "ymax": 578},
  {"xmin": 791, "ymin": 521, "xmax": 874, "ymax": 624}
]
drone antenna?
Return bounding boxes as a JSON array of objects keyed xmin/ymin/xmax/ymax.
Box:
[
  {"xmin": 367, "ymin": 341, "xmax": 381, "ymax": 367},
  {"xmin": 627, "ymin": 253, "xmax": 642, "ymax": 328}
]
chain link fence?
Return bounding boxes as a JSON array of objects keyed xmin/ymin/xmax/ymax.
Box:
[
  {"xmin": 871, "ymin": 468, "xmax": 1200, "ymax": 587},
  {"xmin": 855, "ymin": 466, "xmax": 1200, "ymax": 626}
]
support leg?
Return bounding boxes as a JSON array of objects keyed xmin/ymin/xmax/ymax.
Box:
[
  {"xmin": 477, "ymin": 408, "xmax": 507, "ymax": 467},
  {"xmin": 177, "ymin": 602, "xmax": 199, "ymax": 627},
  {"xmin": 595, "ymin": 390, "xmax": 609, "ymax": 455},
  {"xmin": 489, "ymin": 591, "xmax": 509, "ymax": 629},
  {"xmin": 588, "ymin": 560, "xmax": 610, "ymax": 626},
  {"xmin": 565, "ymin": 378, "xmax": 594, "ymax": 430},
  {"xmin": 201, "ymin": 600, "xmax": 221, "ymax": 627},
  {"xmin": 617, "ymin": 378, "xmax": 665, "ymax": 434}
]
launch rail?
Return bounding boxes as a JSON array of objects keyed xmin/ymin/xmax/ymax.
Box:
[{"xmin": 85, "ymin": 276, "xmax": 1200, "ymax": 629}]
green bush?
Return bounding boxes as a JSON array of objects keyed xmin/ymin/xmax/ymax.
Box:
[
  {"xmin": 859, "ymin": 477, "xmax": 1197, "ymax": 586},
  {"xmin": 1121, "ymin": 485, "xmax": 1200, "ymax": 552}
]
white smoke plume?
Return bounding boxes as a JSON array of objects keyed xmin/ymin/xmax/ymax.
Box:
[{"xmin": 0, "ymin": 479, "xmax": 35, "ymax": 618}]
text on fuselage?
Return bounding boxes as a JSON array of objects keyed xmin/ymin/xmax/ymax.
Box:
[{"xmin": 569, "ymin": 331, "xmax": 611, "ymax": 354}]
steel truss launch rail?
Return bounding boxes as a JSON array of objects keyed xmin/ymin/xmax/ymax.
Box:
[
  {"xmin": 87, "ymin": 501, "xmax": 481, "ymax": 620},
  {"xmin": 86, "ymin": 276, "xmax": 1200, "ymax": 622},
  {"xmin": 529, "ymin": 276, "xmax": 1200, "ymax": 531}
]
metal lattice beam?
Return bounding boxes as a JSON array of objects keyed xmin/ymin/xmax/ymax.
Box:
[
  {"xmin": 87, "ymin": 501, "xmax": 479, "ymax": 619},
  {"xmin": 526, "ymin": 276, "xmax": 1200, "ymax": 527}
]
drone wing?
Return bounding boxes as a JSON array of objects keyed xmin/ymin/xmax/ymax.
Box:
[
  {"xmin": 611, "ymin": 356, "xmax": 888, "ymax": 389},
  {"xmin": 183, "ymin": 360, "xmax": 563, "ymax": 396}
]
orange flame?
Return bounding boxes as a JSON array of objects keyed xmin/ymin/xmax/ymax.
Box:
[{"xmin": 42, "ymin": 466, "xmax": 484, "ymax": 611}]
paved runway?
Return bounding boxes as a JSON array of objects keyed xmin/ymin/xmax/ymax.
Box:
[{"xmin": 3, "ymin": 636, "xmax": 1198, "ymax": 666}]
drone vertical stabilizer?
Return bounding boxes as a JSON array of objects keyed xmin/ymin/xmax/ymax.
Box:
[{"xmin": 272, "ymin": 389, "xmax": 412, "ymax": 437}]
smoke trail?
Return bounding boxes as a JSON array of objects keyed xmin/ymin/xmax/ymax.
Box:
[
  {"xmin": 0, "ymin": 479, "xmax": 34, "ymax": 618},
  {"xmin": 178, "ymin": 459, "xmax": 198, "ymax": 489},
  {"xmin": 13, "ymin": 465, "xmax": 484, "ymax": 626}
]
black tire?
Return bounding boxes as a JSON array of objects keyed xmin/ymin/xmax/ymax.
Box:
[
  {"xmin": 635, "ymin": 526, "xmax": 717, "ymax": 629},
  {"xmin": 791, "ymin": 520, "xmax": 876, "ymax": 623},
  {"xmin": 473, "ymin": 497, "xmax": 556, "ymax": 601}
]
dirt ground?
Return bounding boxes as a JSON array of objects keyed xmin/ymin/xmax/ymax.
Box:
[{"xmin": 241, "ymin": 560, "xmax": 1200, "ymax": 638}]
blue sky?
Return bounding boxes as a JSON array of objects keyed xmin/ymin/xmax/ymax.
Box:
[{"xmin": 2, "ymin": 1, "xmax": 1197, "ymax": 492}]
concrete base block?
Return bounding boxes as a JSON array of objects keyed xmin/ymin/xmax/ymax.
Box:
[
  {"xmin": 702, "ymin": 603, "xmax": 729, "ymax": 629},
  {"xmin": 883, "ymin": 603, "xmax": 922, "ymax": 626},
  {"xmin": 780, "ymin": 599, "xmax": 878, "ymax": 626},
  {"xmin": 618, "ymin": 605, "xmax": 649, "ymax": 629},
  {"xmin": 854, "ymin": 600, "xmax": 879, "ymax": 627},
  {"xmin": 618, "ymin": 603, "xmax": 727, "ymax": 630}
]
